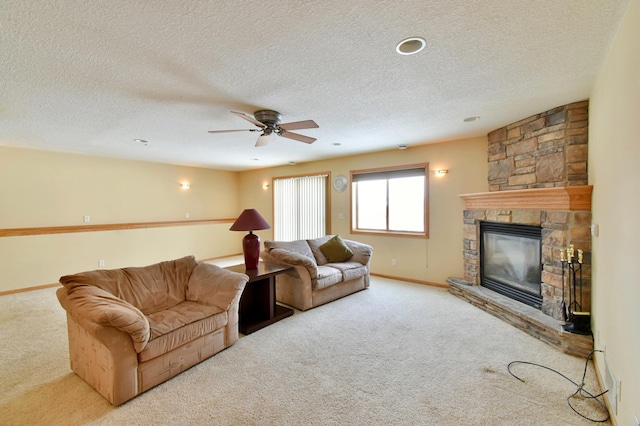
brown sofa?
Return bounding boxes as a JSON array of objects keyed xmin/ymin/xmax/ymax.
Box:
[
  {"xmin": 56, "ymin": 256, "xmax": 248, "ymax": 405},
  {"xmin": 261, "ymin": 235, "xmax": 373, "ymax": 311}
]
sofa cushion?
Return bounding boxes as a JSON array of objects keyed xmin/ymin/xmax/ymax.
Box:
[
  {"xmin": 327, "ymin": 262, "xmax": 369, "ymax": 282},
  {"xmin": 60, "ymin": 256, "xmax": 198, "ymax": 315},
  {"xmin": 344, "ymin": 240, "xmax": 373, "ymax": 265},
  {"xmin": 139, "ymin": 300, "xmax": 226, "ymax": 362},
  {"xmin": 306, "ymin": 235, "xmax": 334, "ymax": 265},
  {"xmin": 314, "ymin": 265, "xmax": 343, "ymax": 290},
  {"xmin": 319, "ymin": 234, "xmax": 354, "ymax": 263},
  {"xmin": 265, "ymin": 240, "xmax": 315, "ymax": 261}
]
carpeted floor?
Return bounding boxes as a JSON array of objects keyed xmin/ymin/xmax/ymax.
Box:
[{"xmin": 0, "ymin": 276, "xmax": 609, "ymax": 425}]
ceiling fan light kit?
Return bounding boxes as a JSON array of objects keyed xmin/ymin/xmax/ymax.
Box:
[{"xmin": 209, "ymin": 110, "xmax": 318, "ymax": 147}]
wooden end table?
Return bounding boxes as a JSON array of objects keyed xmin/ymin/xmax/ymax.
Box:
[{"xmin": 225, "ymin": 262, "xmax": 294, "ymax": 335}]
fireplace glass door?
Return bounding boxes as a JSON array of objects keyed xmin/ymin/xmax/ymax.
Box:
[{"xmin": 480, "ymin": 222, "xmax": 542, "ymax": 309}]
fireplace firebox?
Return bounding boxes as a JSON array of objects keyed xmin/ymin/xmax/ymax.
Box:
[{"xmin": 480, "ymin": 222, "xmax": 542, "ymax": 309}]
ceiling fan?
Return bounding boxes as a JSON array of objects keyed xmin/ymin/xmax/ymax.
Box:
[{"xmin": 208, "ymin": 110, "xmax": 319, "ymax": 146}]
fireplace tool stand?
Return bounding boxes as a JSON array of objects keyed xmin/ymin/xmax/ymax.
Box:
[{"xmin": 560, "ymin": 245, "xmax": 591, "ymax": 335}]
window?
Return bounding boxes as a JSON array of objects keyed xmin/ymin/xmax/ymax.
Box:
[
  {"xmin": 273, "ymin": 173, "xmax": 329, "ymax": 241},
  {"xmin": 351, "ymin": 164, "xmax": 429, "ymax": 237}
]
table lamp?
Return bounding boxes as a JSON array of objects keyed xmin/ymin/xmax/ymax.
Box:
[{"xmin": 230, "ymin": 209, "xmax": 271, "ymax": 270}]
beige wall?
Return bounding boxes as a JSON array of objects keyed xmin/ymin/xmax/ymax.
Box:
[
  {"xmin": 0, "ymin": 147, "xmax": 242, "ymax": 292},
  {"xmin": 589, "ymin": 1, "xmax": 639, "ymax": 423},
  {"xmin": 1, "ymin": 136, "xmax": 487, "ymax": 292},
  {"xmin": 238, "ymin": 136, "xmax": 488, "ymax": 285}
]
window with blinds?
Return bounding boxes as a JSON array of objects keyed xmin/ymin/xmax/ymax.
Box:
[
  {"xmin": 273, "ymin": 174, "xmax": 329, "ymax": 241},
  {"xmin": 351, "ymin": 164, "xmax": 429, "ymax": 237}
]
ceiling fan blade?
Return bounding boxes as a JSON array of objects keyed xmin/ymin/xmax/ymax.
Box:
[
  {"xmin": 280, "ymin": 131, "xmax": 316, "ymax": 144},
  {"xmin": 231, "ymin": 111, "xmax": 265, "ymax": 128},
  {"xmin": 207, "ymin": 129, "xmax": 254, "ymax": 134},
  {"xmin": 255, "ymin": 133, "xmax": 273, "ymax": 147},
  {"xmin": 279, "ymin": 120, "xmax": 319, "ymax": 131}
]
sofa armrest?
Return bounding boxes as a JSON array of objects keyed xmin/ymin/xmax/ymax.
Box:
[
  {"xmin": 262, "ymin": 248, "xmax": 318, "ymax": 280},
  {"xmin": 186, "ymin": 263, "xmax": 248, "ymax": 311},
  {"xmin": 344, "ymin": 240, "xmax": 373, "ymax": 266},
  {"xmin": 57, "ymin": 285, "xmax": 150, "ymax": 353}
]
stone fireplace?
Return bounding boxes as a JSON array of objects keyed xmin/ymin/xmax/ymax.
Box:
[
  {"xmin": 459, "ymin": 186, "xmax": 592, "ymax": 320},
  {"xmin": 447, "ymin": 101, "xmax": 594, "ymax": 357}
]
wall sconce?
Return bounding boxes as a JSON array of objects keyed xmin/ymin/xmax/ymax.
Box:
[
  {"xmin": 262, "ymin": 183, "xmax": 270, "ymax": 190},
  {"xmin": 180, "ymin": 182, "xmax": 190, "ymax": 189},
  {"xmin": 433, "ymin": 169, "xmax": 448, "ymax": 177}
]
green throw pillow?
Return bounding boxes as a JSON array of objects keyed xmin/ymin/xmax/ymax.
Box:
[{"xmin": 319, "ymin": 235, "xmax": 353, "ymax": 263}]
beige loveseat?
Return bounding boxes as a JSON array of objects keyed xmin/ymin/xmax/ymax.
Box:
[
  {"xmin": 261, "ymin": 235, "xmax": 373, "ymax": 311},
  {"xmin": 56, "ymin": 255, "xmax": 248, "ymax": 405}
]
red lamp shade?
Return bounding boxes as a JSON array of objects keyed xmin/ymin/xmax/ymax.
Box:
[{"xmin": 230, "ymin": 209, "xmax": 271, "ymax": 270}]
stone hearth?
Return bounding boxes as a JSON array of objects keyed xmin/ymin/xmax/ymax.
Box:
[{"xmin": 447, "ymin": 277, "xmax": 593, "ymax": 358}]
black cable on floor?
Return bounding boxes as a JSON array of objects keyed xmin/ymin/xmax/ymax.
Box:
[{"xmin": 507, "ymin": 349, "xmax": 610, "ymax": 423}]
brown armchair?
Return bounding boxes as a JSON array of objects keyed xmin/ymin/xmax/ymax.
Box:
[{"xmin": 56, "ymin": 256, "xmax": 248, "ymax": 405}]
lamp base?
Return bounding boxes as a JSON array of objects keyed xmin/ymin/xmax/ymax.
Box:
[{"xmin": 242, "ymin": 232, "xmax": 261, "ymax": 270}]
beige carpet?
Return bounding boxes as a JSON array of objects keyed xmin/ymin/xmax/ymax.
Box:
[{"xmin": 0, "ymin": 277, "xmax": 609, "ymax": 425}]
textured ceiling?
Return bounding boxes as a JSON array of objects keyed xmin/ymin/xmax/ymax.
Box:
[{"xmin": 1, "ymin": 0, "xmax": 630, "ymax": 171}]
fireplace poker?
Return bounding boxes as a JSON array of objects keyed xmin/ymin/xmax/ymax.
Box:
[{"xmin": 560, "ymin": 249, "xmax": 567, "ymax": 322}]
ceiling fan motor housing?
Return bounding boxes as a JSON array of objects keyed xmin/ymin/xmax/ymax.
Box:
[{"xmin": 254, "ymin": 110, "xmax": 282, "ymax": 127}]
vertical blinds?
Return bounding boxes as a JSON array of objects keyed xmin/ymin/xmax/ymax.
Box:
[{"xmin": 274, "ymin": 174, "xmax": 328, "ymax": 241}]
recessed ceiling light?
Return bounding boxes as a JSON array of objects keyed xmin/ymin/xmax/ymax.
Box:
[
  {"xmin": 398, "ymin": 144, "xmax": 408, "ymax": 150},
  {"xmin": 332, "ymin": 143, "xmax": 342, "ymax": 146},
  {"xmin": 251, "ymin": 158, "xmax": 259, "ymax": 161},
  {"xmin": 395, "ymin": 37, "xmax": 426, "ymax": 55},
  {"xmin": 134, "ymin": 139, "xmax": 148, "ymax": 144},
  {"xmin": 289, "ymin": 161, "xmax": 297, "ymax": 165},
  {"xmin": 463, "ymin": 116, "xmax": 481, "ymax": 122}
]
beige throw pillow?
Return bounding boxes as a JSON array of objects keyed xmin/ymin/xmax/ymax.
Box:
[{"xmin": 319, "ymin": 234, "xmax": 353, "ymax": 263}]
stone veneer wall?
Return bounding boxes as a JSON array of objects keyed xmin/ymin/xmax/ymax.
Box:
[{"xmin": 487, "ymin": 100, "xmax": 589, "ymax": 191}]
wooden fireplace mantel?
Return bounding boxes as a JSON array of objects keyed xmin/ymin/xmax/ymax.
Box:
[{"xmin": 459, "ymin": 185, "xmax": 592, "ymax": 211}]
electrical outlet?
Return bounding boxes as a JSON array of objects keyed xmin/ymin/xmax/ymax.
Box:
[
  {"xmin": 98, "ymin": 260, "xmax": 105, "ymax": 267},
  {"xmin": 185, "ymin": 212, "xmax": 190, "ymax": 219},
  {"xmin": 633, "ymin": 414, "xmax": 639, "ymax": 426},
  {"xmin": 83, "ymin": 215, "xmax": 90, "ymax": 223},
  {"xmin": 391, "ymin": 259, "xmax": 397, "ymax": 267}
]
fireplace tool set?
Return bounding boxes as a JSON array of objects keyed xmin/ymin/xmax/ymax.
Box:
[{"xmin": 560, "ymin": 244, "xmax": 591, "ymax": 335}]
